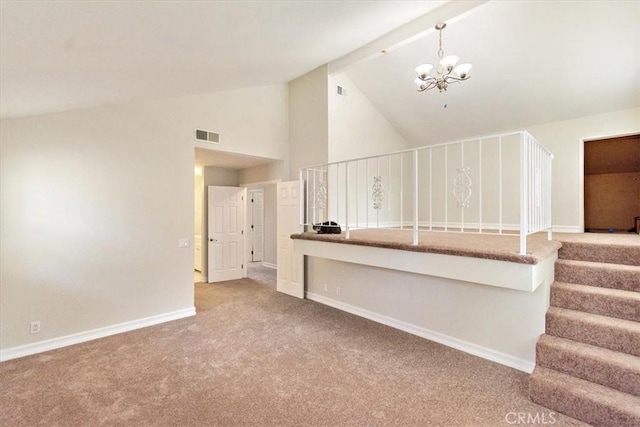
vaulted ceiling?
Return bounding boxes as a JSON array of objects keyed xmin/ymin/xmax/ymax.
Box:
[
  {"xmin": 2, "ymin": 0, "xmax": 638, "ymax": 155},
  {"xmin": 0, "ymin": 0, "xmax": 444, "ymax": 119},
  {"xmin": 345, "ymin": 0, "xmax": 640, "ymax": 145}
]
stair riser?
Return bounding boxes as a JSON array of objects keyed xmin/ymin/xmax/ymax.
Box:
[
  {"xmin": 551, "ymin": 286, "xmax": 640, "ymax": 323},
  {"xmin": 530, "ymin": 373, "xmax": 640, "ymax": 427},
  {"xmin": 536, "ymin": 342, "xmax": 640, "ymax": 397},
  {"xmin": 555, "ymin": 263, "xmax": 640, "ymax": 292},
  {"xmin": 559, "ymin": 242, "xmax": 640, "ymax": 266},
  {"xmin": 545, "ymin": 312, "xmax": 640, "ymax": 357}
]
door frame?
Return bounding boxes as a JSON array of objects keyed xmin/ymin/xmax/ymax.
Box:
[{"xmin": 247, "ymin": 188, "xmax": 265, "ymax": 262}]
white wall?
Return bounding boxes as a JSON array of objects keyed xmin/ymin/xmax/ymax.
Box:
[
  {"xmin": 307, "ymin": 257, "xmax": 550, "ymax": 371},
  {"xmin": 289, "ymin": 65, "xmax": 329, "ymax": 177},
  {"xmin": 328, "ymin": 73, "xmax": 411, "ymax": 162},
  {"xmin": 194, "ymin": 170, "xmax": 204, "ymax": 236},
  {"xmin": 187, "ymin": 85, "xmax": 289, "ymax": 161},
  {"xmin": 0, "ymin": 83, "xmax": 289, "ymax": 357},
  {"xmin": 238, "ymin": 161, "xmax": 284, "ymax": 184},
  {"xmin": 0, "ymin": 107, "xmax": 194, "ymax": 354},
  {"xmin": 525, "ymin": 107, "xmax": 640, "ymax": 231},
  {"xmin": 203, "ymin": 166, "xmax": 239, "ymax": 187}
]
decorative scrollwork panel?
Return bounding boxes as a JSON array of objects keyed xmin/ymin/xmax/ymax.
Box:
[
  {"xmin": 372, "ymin": 176, "xmax": 384, "ymax": 210},
  {"xmin": 314, "ymin": 180, "xmax": 327, "ymax": 210},
  {"xmin": 453, "ymin": 165, "xmax": 472, "ymax": 209}
]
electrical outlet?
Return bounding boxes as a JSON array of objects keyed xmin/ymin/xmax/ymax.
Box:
[
  {"xmin": 30, "ymin": 321, "xmax": 41, "ymax": 334},
  {"xmin": 336, "ymin": 286, "xmax": 341, "ymax": 296}
]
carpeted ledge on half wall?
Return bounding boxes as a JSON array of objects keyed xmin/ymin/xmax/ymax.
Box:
[{"xmin": 291, "ymin": 228, "xmax": 561, "ymax": 265}]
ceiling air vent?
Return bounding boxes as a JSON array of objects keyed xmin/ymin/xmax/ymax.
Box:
[
  {"xmin": 194, "ymin": 129, "xmax": 220, "ymax": 144},
  {"xmin": 336, "ymin": 85, "xmax": 347, "ymax": 96}
]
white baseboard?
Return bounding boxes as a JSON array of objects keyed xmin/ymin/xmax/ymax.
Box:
[
  {"xmin": 552, "ymin": 225, "xmax": 581, "ymax": 233},
  {"xmin": 261, "ymin": 262, "xmax": 277, "ymax": 270},
  {"xmin": 305, "ymin": 292, "xmax": 534, "ymax": 373},
  {"xmin": 0, "ymin": 307, "xmax": 196, "ymax": 362}
]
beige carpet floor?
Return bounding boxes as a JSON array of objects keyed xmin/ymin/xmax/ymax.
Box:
[{"xmin": 0, "ymin": 264, "xmax": 586, "ymax": 426}]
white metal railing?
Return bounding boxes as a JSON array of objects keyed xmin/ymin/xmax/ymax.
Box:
[{"xmin": 299, "ymin": 131, "xmax": 553, "ymax": 255}]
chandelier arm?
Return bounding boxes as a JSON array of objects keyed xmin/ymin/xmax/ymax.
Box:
[
  {"xmin": 418, "ymin": 76, "xmax": 437, "ymax": 83},
  {"xmin": 417, "ymin": 80, "xmax": 438, "ymax": 92},
  {"xmin": 444, "ymin": 75, "xmax": 471, "ymax": 83}
]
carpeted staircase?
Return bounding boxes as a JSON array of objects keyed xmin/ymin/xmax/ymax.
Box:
[{"xmin": 529, "ymin": 238, "xmax": 640, "ymax": 426}]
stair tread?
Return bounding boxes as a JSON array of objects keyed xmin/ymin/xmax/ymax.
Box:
[
  {"xmin": 547, "ymin": 307, "xmax": 640, "ymax": 328},
  {"xmin": 546, "ymin": 307, "xmax": 640, "ymax": 356},
  {"xmin": 555, "ymin": 260, "xmax": 640, "ymax": 292},
  {"xmin": 548, "ymin": 306, "xmax": 640, "ymax": 331},
  {"xmin": 538, "ymin": 334, "xmax": 640, "ymax": 376},
  {"xmin": 557, "ymin": 238, "xmax": 640, "ymax": 266},
  {"xmin": 553, "ymin": 281, "xmax": 640, "ymax": 298},
  {"xmin": 556, "ymin": 259, "xmax": 640, "ymax": 272},
  {"xmin": 537, "ymin": 334, "xmax": 640, "ymax": 396},
  {"xmin": 551, "ymin": 282, "xmax": 640, "ymax": 322},
  {"xmin": 531, "ymin": 367, "xmax": 640, "ymax": 418}
]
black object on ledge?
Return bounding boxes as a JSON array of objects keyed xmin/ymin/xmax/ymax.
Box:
[{"xmin": 313, "ymin": 221, "xmax": 342, "ymax": 234}]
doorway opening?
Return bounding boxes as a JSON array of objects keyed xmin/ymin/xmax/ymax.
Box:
[
  {"xmin": 584, "ymin": 134, "xmax": 640, "ymax": 234},
  {"xmin": 248, "ymin": 188, "xmax": 264, "ymax": 262}
]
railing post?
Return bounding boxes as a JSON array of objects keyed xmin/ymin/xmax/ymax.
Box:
[
  {"xmin": 400, "ymin": 154, "xmax": 404, "ymax": 230},
  {"xmin": 548, "ymin": 153, "xmax": 554, "ymax": 241},
  {"xmin": 498, "ymin": 137, "xmax": 503, "ymax": 234},
  {"xmin": 444, "ymin": 145, "xmax": 448, "ymax": 232},
  {"xmin": 519, "ymin": 133, "xmax": 528, "ymax": 255},
  {"xmin": 299, "ymin": 168, "xmax": 304, "ymax": 230},
  {"xmin": 413, "ymin": 150, "xmax": 419, "ymax": 245},
  {"xmin": 345, "ymin": 162, "xmax": 350, "ymax": 239}
]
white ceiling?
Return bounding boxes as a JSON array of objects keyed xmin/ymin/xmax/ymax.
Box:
[
  {"xmin": 0, "ymin": 0, "xmax": 445, "ymax": 119},
  {"xmin": 345, "ymin": 0, "xmax": 640, "ymax": 145},
  {"xmin": 3, "ymin": 0, "xmax": 637, "ymax": 162}
]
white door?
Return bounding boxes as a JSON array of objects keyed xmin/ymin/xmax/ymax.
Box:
[
  {"xmin": 277, "ymin": 181, "xmax": 304, "ymax": 298},
  {"xmin": 208, "ymin": 186, "xmax": 247, "ymax": 282},
  {"xmin": 249, "ymin": 189, "xmax": 264, "ymax": 262}
]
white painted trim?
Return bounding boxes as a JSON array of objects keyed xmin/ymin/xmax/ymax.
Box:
[
  {"xmin": 306, "ymin": 292, "xmax": 533, "ymax": 373},
  {"xmin": 261, "ymin": 262, "xmax": 277, "ymax": 269},
  {"xmin": 201, "ymin": 275, "xmax": 208, "ymax": 283},
  {"xmin": 552, "ymin": 225, "xmax": 581, "ymax": 233},
  {"xmin": 348, "ymin": 221, "xmax": 521, "ymax": 232},
  {"xmin": 0, "ymin": 307, "xmax": 196, "ymax": 362},
  {"xmin": 294, "ymin": 238, "xmax": 557, "ymax": 292},
  {"xmin": 240, "ymin": 179, "xmax": 282, "ymax": 187}
]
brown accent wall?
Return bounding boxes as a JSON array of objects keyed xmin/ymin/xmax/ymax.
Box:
[
  {"xmin": 585, "ymin": 172, "xmax": 640, "ymax": 230},
  {"xmin": 584, "ymin": 134, "xmax": 640, "ymax": 231}
]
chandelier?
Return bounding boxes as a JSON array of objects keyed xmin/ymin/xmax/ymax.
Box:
[{"xmin": 414, "ymin": 22, "xmax": 472, "ymax": 93}]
